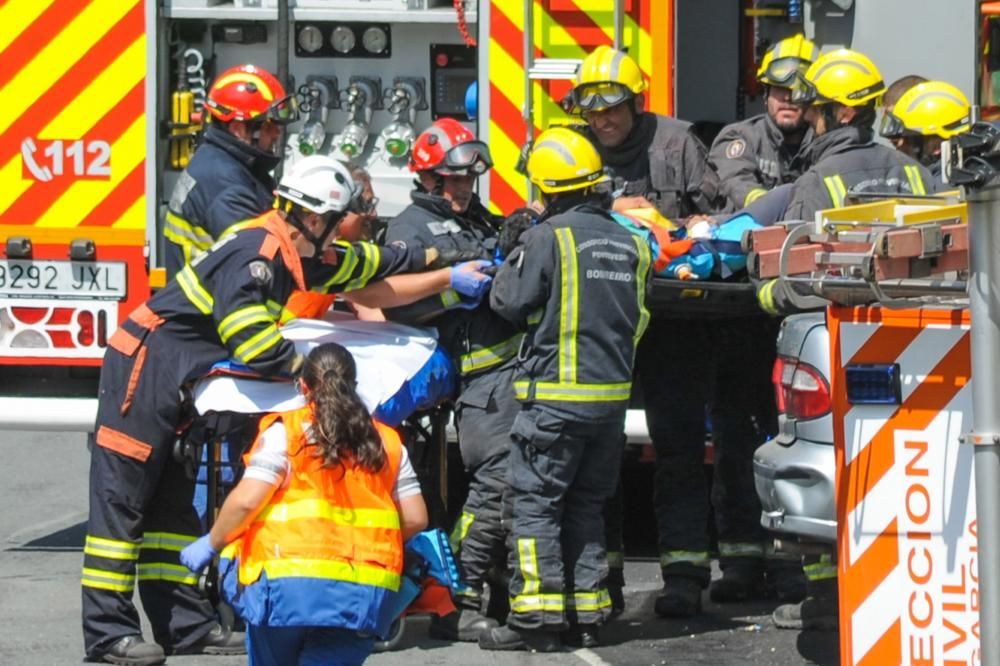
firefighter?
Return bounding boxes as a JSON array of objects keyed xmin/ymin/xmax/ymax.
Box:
[
  {"xmin": 163, "ymin": 64, "xmax": 296, "ymax": 279},
  {"xmin": 880, "ymin": 80, "xmax": 971, "ymax": 179},
  {"xmin": 710, "ymin": 34, "xmax": 818, "ymax": 208},
  {"xmin": 479, "ymin": 127, "xmax": 652, "ymax": 651},
  {"xmin": 382, "ymin": 118, "xmax": 524, "ymax": 642},
  {"xmin": 569, "ymin": 45, "xmax": 779, "ymax": 619},
  {"xmin": 81, "ymin": 156, "xmax": 492, "ymax": 665}
]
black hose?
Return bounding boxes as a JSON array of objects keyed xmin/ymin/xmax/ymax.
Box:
[{"xmin": 276, "ymin": 0, "xmax": 290, "ymax": 179}]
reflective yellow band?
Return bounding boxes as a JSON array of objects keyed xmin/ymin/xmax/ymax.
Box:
[
  {"xmin": 606, "ymin": 551, "xmax": 625, "ymax": 569},
  {"xmin": 660, "ymin": 550, "xmax": 711, "ymax": 568},
  {"xmin": 513, "ymin": 380, "xmax": 632, "ymax": 403},
  {"xmin": 459, "ymin": 334, "xmax": 523, "ymax": 374},
  {"xmin": 256, "ymin": 498, "xmax": 401, "ymax": 530},
  {"xmin": 260, "ymin": 557, "xmax": 401, "ymax": 592},
  {"xmin": 322, "ymin": 244, "xmax": 360, "ymax": 291},
  {"xmin": 137, "ymin": 563, "xmax": 200, "ymax": 586},
  {"xmin": 527, "ymin": 309, "xmax": 543, "ymax": 326},
  {"xmin": 164, "ymin": 211, "xmax": 213, "ymax": 252},
  {"xmin": 823, "ymin": 175, "xmax": 848, "ymax": 209},
  {"xmin": 140, "ymin": 532, "xmax": 198, "ymax": 553},
  {"xmin": 905, "ymin": 164, "xmax": 927, "ymax": 195},
  {"xmin": 744, "ymin": 187, "xmax": 768, "ymax": 206},
  {"xmin": 449, "ymin": 511, "xmax": 475, "ymax": 552},
  {"xmin": 569, "ymin": 589, "xmax": 611, "ymax": 612},
  {"xmin": 82, "ymin": 567, "xmax": 135, "ymax": 592},
  {"xmin": 344, "ymin": 242, "xmax": 380, "ymax": 292},
  {"xmin": 758, "ymin": 279, "xmax": 778, "ymax": 315},
  {"xmin": 177, "ymin": 265, "xmax": 214, "ymax": 315},
  {"xmin": 266, "ymin": 299, "xmax": 297, "ymax": 325},
  {"xmin": 219, "ymin": 305, "xmax": 274, "ymax": 344},
  {"xmin": 804, "ymin": 554, "xmax": 837, "ymax": 582},
  {"xmin": 219, "ymin": 218, "xmax": 260, "ymax": 239},
  {"xmin": 440, "ymin": 289, "xmax": 461, "ymax": 309},
  {"xmin": 632, "ymin": 235, "xmax": 651, "ymax": 346},
  {"xmin": 517, "ymin": 537, "xmax": 541, "ymax": 595},
  {"xmin": 233, "ymin": 324, "xmax": 283, "ymax": 364},
  {"xmin": 84, "ymin": 535, "xmax": 139, "ymax": 561},
  {"xmin": 555, "ymin": 228, "xmax": 579, "ymax": 384},
  {"xmin": 510, "ymin": 592, "xmax": 565, "ymax": 614},
  {"xmin": 719, "ymin": 542, "xmax": 765, "ymax": 557}
]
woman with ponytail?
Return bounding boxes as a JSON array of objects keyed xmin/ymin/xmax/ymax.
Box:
[{"xmin": 180, "ymin": 342, "xmax": 427, "ymax": 665}]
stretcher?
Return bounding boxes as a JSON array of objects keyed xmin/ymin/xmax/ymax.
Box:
[{"xmin": 174, "ymin": 317, "xmax": 460, "ymax": 651}]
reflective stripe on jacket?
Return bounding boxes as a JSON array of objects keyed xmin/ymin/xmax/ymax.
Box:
[{"xmin": 221, "ymin": 407, "xmax": 404, "ymax": 635}]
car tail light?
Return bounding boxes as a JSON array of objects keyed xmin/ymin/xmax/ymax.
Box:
[{"xmin": 772, "ymin": 355, "xmax": 831, "ymax": 420}]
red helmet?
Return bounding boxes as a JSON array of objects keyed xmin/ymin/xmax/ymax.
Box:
[
  {"xmin": 409, "ymin": 118, "xmax": 492, "ymax": 176},
  {"xmin": 206, "ymin": 64, "xmax": 298, "ymax": 125}
]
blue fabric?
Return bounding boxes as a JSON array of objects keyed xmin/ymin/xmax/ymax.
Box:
[
  {"xmin": 247, "ymin": 625, "xmax": 374, "ymax": 666},
  {"xmin": 664, "ymin": 213, "xmax": 762, "ymax": 280},
  {"xmin": 219, "ymin": 559, "xmax": 400, "ymax": 638},
  {"xmin": 193, "ymin": 437, "xmax": 243, "ymax": 525},
  {"xmin": 375, "ymin": 347, "xmax": 456, "ymax": 427}
]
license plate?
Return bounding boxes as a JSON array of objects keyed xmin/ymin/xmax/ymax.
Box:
[{"xmin": 0, "ymin": 260, "xmax": 127, "ymax": 299}]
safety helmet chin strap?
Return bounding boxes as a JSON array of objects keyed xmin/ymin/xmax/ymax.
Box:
[{"xmin": 287, "ymin": 206, "xmax": 343, "ymax": 255}]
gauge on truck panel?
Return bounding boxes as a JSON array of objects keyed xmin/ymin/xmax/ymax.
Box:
[
  {"xmin": 294, "ymin": 23, "xmax": 390, "ymax": 59},
  {"xmin": 297, "ymin": 25, "xmax": 323, "ymax": 54},
  {"xmin": 331, "ymin": 25, "xmax": 355, "ymax": 54},
  {"xmin": 362, "ymin": 26, "xmax": 389, "ymax": 55}
]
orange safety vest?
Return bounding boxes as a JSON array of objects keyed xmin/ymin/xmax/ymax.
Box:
[{"xmin": 220, "ymin": 406, "xmax": 405, "ymax": 633}]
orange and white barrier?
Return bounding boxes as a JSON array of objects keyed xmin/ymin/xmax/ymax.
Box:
[{"xmin": 830, "ymin": 306, "xmax": 979, "ymax": 666}]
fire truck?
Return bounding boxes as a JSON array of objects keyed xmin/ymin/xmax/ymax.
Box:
[{"xmin": 0, "ymin": 0, "xmax": 979, "ymax": 434}]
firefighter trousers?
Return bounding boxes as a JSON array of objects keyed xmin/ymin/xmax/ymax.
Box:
[
  {"xmin": 82, "ymin": 332, "xmax": 216, "ymax": 658},
  {"xmin": 638, "ymin": 316, "xmax": 777, "ymax": 586},
  {"xmin": 506, "ymin": 406, "xmax": 623, "ymax": 630},
  {"xmin": 451, "ymin": 367, "xmax": 519, "ymax": 609}
]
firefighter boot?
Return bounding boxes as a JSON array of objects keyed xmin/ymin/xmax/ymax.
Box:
[
  {"xmin": 479, "ymin": 625, "xmax": 563, "ymax": 652},
  {"xmin": 172, "ymin": 624, "xmax": 246, "ymax": 656},
  {"xmin": 654, "ymin": 576, "xmax": 703, "ymax": 618},
  {"xmin": 429, "ymin": 607, "xmax": 499, "ymax": 642},
  {"xmin": 606, "ymin": 566, "xmax": 626, "ymax": 617},
  {"xmin": 709, "ymin": 560, "xmax": 766, "ymax": 603},
  {"xmin": 765, "ymin": 561, "xmax": 808, "ymax": 603},
  {"xmin": 99, "ymin": 635, "xmax": 166, "ymax": 666},
  {"xmin": 772, "ymin": 578, "xmax": 839, "ymax": 630},
  {"xmin": 563, "ymin": 624, "xmax": 600, "ymax": 648}
]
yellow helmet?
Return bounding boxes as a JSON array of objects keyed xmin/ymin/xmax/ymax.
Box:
[
  {"xmin": 526, "ymin": 127, "xmax": 609, "ymax": 194},
  {"xmin": 880, "ymin": 80, "xmax": 971, "ymax": 139},
  {"xmin": 569, "ymin": 45, "xmax": 646, "ymax": 113},
  {"xmin": 757, "ymin": 34, "xmax": 819, "ymax": 87},
  {"xmin": 792, "ymin": 48, "xmax": 885, "ymax": 107}
]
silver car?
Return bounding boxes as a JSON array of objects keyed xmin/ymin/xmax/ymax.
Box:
[{"xmin": 753, "ymin": 313, "xmax": 835, "ymax": 544}]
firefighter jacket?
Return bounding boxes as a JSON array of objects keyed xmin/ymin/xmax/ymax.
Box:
[
  {"xmin": 219, "ymin": 406, "xmax": 405, "ymax": 636},
  {"xmin": 709, "ymin": 113, "xmax": 814, "ymax": 208},
  {"xmin": 164, "ymin": 124, "xmax": 281, "ymax": 277},
  {"xmin": 384, "ymin": 191, "xmax": 524, "ymax": 378},
  {"xmin": 782, "ymin": 125, "xmax": 934, "ymax": 222},
  {"xmin": 490, "ymin": 203, "xmax": 653, "ymax": 421},
  {"xmin": 588, "ymin": 113, "xmax": 729, "ymax": 220},
  {"xmin": 118, "ymin": 210, "xmax": 426, "ymax": 388}
]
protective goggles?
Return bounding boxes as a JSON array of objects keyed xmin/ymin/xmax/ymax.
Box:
[
  {"xmin": 788, "ymin": 74, "xmax": 821, "ymax": 105},
  {"xmin": 760, "ymin": 57, "xmax": 810, "ymax": 87},
  {"xmin": 569, "ymin": 82, "xmax": 633, "ymax": 113},
  {"xmin": 438, "ymin": 141, "xmax": 493, "ymax": 176},
  {"xmin": 258, "ymin": 95, "xmax": 299, "ymax": 125},
  {"xmin": 878, "ymin": 111, "xmax": 907, "ymax": 138}
]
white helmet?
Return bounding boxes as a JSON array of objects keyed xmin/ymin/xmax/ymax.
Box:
[{"xmin": 275, "ymin": 155, "xmax": 358, "ymax": 215}]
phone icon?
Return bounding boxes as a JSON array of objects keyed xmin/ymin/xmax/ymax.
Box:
[{"xmin": 21, "ymin": 138, "xmax": 53, "ymax": 182}]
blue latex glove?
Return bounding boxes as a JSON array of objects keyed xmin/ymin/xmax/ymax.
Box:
[
  {"xmin": 450, "ymin": 260, "xmax": 493, "ymax": 298},
  {"xmin": 180, "ymin": 535, "xmax": 217, "ymax": 572}
]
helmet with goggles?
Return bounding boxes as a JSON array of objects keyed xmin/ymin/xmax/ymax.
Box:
[
  {"xmin": 790, "ymin": 48, "xmax": 885, "ymax": 107},
  {"xmin": 568, "ymin": 45, "xmax": 646, "ymax": 113},
  {"xmin": 756, "ymin": 34, "xmax": 818, "ymax": 88},
  {"xmin": 879, "ymin": 80, "xmax": 970, "ymax": 139},
  {"xmin": 409, "ymin": 118, "xmax": 493, "ymax": 177},
  {"xmin": 526, "ymin": 127, "xmax": 609, "ymax": 195},
  {"xmin": 206, "ymin": 64, "xmax": 299, "ymax": 125}
]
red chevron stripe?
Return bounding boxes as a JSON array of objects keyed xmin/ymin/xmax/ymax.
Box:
[
  {"xmin": 0, "ymin": 2, "xmax": 143, "ymax": 167},
  {"xmin": 0, "ymin": 81, "xmax": 143, "ymax": 224},
  {"xmin": 547, "ymin": 0, "xmax": 614, "ymax": 51},
  {"xmin": 0, "ymin": 1, "xmax": 91, "ymax": 91},
  {"xmin": 489, "ymin": 82, "xmax": 528, "ymax": 141},
  {"xmin": 840, "ymin": 331, "xmax": 971, "ymax": 518},
  {"xmin": 489, "ymin": 170, "xmax": 524, "ymax": 214},
  {"xmin": 490, "ymin": 3, "xmax": 525, "ymax": 66},
  {"xmin": 79, "ymin": 158, "xmax": 144, "ymax": 227},
  {"xmin": 856, "ymin": 618, "xmax": 901, "ymax": 666}
]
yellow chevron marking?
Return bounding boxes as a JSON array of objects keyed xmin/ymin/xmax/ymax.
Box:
[
  {"xmin": 37, "ymin": 115, "xmax": 145, "ymax": 228},
  {"xmin": 0, "ymin": 0, "xmax": 137, "ymax": 135},
  {"xmin": 0, "ymin": 0, "xmax": 55, "ymax": 54},
  {"xmin": 111, "ymin": 195, "xmax": 146, "ymax": 231},
  {"xmin": 42, "ymin": 35, "xmax": 145, "ymax": 139},
  {"xmin": 0, "ymin": 156, "xmax": 32, "ymax": 218},
  {"xmin": 489, "ymin": 118, "xmax": 528, "ymax": 199},
  {"xmin": 489, "ymin": 37, "xmax": 525, "ymax": 110}
]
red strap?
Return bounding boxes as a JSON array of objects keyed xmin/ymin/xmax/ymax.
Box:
[{"xmin": 258, "ymin": 211, "xmax": 306, "ymax": 291}]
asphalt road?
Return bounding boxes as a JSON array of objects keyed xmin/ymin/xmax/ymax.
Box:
[{"xmin": 0, "ymin": 430, "xmax": 838, "ymax": 665}]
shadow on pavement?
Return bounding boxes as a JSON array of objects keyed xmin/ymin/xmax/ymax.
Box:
[{"xmin": 7, "ymin": 520, "xmax": 86, "ymax": 552}]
